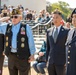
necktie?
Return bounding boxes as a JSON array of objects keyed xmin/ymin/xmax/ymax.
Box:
[{"xmin": 54, "ymin": 28, "xmax": 58, "ymax": 43}]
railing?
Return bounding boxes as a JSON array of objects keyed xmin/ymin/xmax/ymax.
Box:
[
  {"xmin": 32, "ymin": 18, "xmax": 52, "ymax": 52},
  {"xmin": 21, "ymin": 20, "xmax": 37, "ymax": 27},
  {"xmin": 31, "ymin": 18, "xmax": 52, "ymax": 35}
]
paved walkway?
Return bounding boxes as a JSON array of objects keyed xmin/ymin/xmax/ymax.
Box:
[{"xmin": 3, "ymin": 67, "xmax": 48, "ymax": 75}]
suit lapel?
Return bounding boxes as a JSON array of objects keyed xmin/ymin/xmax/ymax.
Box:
[
  {"xmin": 48, "ymin": 27, "xmax": 54, "ymax": 43},
  {"xmin": 48, "ymin": 27, "xmax": 54, "ymax": 37},
  {"xmin": 71, "ymin": 36, "xmax": 76, "ymax": 43},
  {"xmin": 65, "ymin": 29, "xmax": 74, "ymax": 45},
  {"xmin": 71, "ymin": 31, "xmax": 76, "ymax": 44}
]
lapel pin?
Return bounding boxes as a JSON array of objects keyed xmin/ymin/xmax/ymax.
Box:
[{"xmin": 62, "ymin": 29, "xmax": 64, "ymax": 31}]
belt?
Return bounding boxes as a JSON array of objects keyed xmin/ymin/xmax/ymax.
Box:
[
  {"xmin": 10, "ymin": 52, "xmax": 17, "ymax": 55},
  {"xmin": 11, "ymin": 47, "xmax": 17, "ymax": 50}
]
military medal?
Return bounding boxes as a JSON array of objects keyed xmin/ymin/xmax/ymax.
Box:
[
  {"xmin": 21, "ymin": 27, "xmax": 25, "ymax": 35},
  {"xmin": 6, "ymin": 42, "xmax": 8, "ymax": 46},
  {"xmin": 6, "ymin": 37, "xmax": 8, "ymax": 41},
  {"xmin": 21, "ymin": 37, "xmax": 25, "ymax": 42},
  {"xmin": 21, "ymin": 43, "xmax": 25, "ymax": 48},
  {"xmin": 62, "ymin": 29, "xmax": 64, "ymax": 31}
]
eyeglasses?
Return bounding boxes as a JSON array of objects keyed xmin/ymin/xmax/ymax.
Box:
[{"xmin": 11, "ymin": 15, "xmax": 19, "ymax": 19}]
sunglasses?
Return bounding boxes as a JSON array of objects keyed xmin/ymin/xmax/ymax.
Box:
[{"xmin": 11, "ymin": 15, "xmax": 19, "ymax": 19}]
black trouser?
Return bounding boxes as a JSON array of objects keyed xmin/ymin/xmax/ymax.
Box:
[
  {"xmin": 47, "ymin": 64, "xmax": 66, "ymax": 75},
  {"xmin": 8, "ymin": 53, "xmax": 30, "ymax": 75},
  {"xmin": 0, "ymin": 55, "xmax": 4, "ymax": 75}
]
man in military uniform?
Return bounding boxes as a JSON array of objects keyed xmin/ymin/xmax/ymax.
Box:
[
  {"xmin": 65, "ymin": 8, "xmax": 76, "ymax": 75},
  {"xmin": 0, "ymin": 8, "xmax": 36, "ymax": 75}
]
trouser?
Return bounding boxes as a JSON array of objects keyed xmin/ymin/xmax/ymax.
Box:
[
  {"xmin": 32, "ymin": 61, "xmax": 46, "ymax": 74},
  {"xmin": 0, "ymin": 55, "xmax": 4, "ymax": 75},
  {"xmin": 47, "ymin": 64, "xmax": 66, "ymax": 75},
  {"xmin": 8, "ymin": 53, "xmax": 30, "ymax": 75}
]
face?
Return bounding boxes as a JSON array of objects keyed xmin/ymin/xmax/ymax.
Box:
[
  {"xmin": 52, "ymin": 14, "xmax": 62, "ymax": 27},
  {"xmin": 72, "ymin": 14, "xmax": 76, "ymax": 27},
  {"xmin": 11, "ymin": 15, "xmax": 21, "ymax": 25}
]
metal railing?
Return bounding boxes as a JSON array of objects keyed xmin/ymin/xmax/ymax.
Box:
[{"xmin": 31, "ymin": 18, "xmax": 52, "ymax": 35}]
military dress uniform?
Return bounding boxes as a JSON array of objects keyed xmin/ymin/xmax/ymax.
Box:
[
  {"xmin": 65, "ymin": 29, "xmax": 76, "ymax": 75},
  {"xmin": 65, "ymin": 8, "xmax": 76, "ymax": 75}
]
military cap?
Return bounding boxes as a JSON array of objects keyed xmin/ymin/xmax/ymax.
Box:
[
  {"xmin": 71, "ymin": 8, "xmax": 76, "ymax": 17},
  {"xmin": 11, "ymin": 8, "xmax": 21, "ymax": 15}
]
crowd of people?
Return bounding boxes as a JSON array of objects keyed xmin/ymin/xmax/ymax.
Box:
[
  {"xmin": 0, "ymin": 3, "xmax": 76, "ymax": 75},
  {"xmin": 0, "ymin": 4, "xmax": 51, "ymax": 24}
]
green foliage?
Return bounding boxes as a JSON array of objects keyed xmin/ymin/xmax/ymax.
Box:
[{"xmin": 46, "ymin": 1, "xmax": 72, "ymax": 20}]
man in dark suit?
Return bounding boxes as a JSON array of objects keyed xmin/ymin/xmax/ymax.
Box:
[
  {"xmin": 46, "ymin": 10, "xmax": 69, "ymax": 75},
  {"xmin": 65, "ymin": 8, "xmax": 76, "ymax": 75}
]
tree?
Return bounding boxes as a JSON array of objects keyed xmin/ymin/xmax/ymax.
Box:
[
  {"xmin": 46, "ymin": 1, "xmax": 52, "ymax": 14},
  {"xmin": 46, "ymin": 1, "xmax": 72, "ymax": 20}
]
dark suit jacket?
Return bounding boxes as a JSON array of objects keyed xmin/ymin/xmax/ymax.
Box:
[
  {"xmin": 66, "ymin": 29, "xmax": 76, "ymax": 75},
  {"xmin": 46, "ymin": 26, "xmax": 69, "ymax": 65}
]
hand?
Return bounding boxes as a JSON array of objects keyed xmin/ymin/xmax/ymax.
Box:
[
  {"xmin": 64, "ymin": 64, "xmax": 66, "ymax": 67},
  {"xmin": 28, "ymin": 55, "xmax": 34, "ymax": 63},
  {"xmin": 39, "ymin": 52, "xmax": 44, "ymax": 56},
  {"xmin": 3, "ymin": 52, "xmax": 5, "ymax": 56},
  {"xmin": 0, "ymin": 17, "xmax": 10, "ymax": 22},
  {"xmin": 46, "ymin": 62, "xmax": 48, "ymax": 67}
]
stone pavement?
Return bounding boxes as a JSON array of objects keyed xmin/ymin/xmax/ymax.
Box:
[{"xmin": 3, "ymin": 67, "xmax": 48, "ymax": 75}]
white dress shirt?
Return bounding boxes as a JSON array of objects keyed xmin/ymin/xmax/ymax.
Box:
[{"xmin": 53, "ymin": 25, "xmax": 62, "ymax": 38}]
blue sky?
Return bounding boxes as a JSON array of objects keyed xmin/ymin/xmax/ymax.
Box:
[{"xmin": 46, "ymin": 0, "xmax": 76, "ymax": 8}]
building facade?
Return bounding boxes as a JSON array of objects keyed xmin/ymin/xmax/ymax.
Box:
[{"xmin": 1, "ymin": 0, "xmax": 46, "ymax": 14}]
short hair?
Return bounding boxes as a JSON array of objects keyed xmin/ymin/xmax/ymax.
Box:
[{"xmin": 52, "ymin": 10, "xmax": 63, "ymax": 17}]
